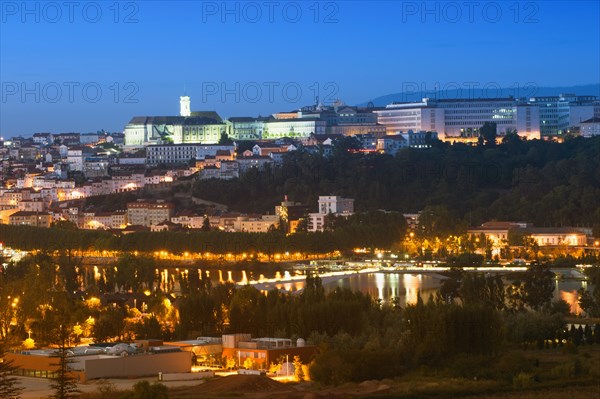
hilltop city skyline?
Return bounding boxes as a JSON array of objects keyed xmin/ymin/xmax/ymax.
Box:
[
  {"xmin": 1, "ymin": 1, "xmax": 599, "ymax": 135},
  {"xmin": 1, "ymin": 82, "xmax": 600, "ymax": 138}
]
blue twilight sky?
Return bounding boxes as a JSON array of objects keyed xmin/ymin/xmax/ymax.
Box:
[{"xmin": 1, "ymin": 0, "xmax": 599, "ymax": 136}]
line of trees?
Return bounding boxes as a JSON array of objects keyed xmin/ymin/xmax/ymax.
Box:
[{"xmin": 0, "ymin": 210, "xmax": 407, "ymax": 255}]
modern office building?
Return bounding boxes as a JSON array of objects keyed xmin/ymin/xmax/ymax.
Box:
[
  {"xmin": 528, "ymin": 94, "xmax": 598, "ymax": 136},
  {"xmin": 375, "ymin": 98, "xmax": 541, "ymax": 141}
]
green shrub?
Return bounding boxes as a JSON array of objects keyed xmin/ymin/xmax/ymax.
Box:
[
  {"xmin": 308, "ymin": 350, "xmax": 352, "ymax": 385},
  {"xmin": 562, "ymin": 342, "xmax": 578, "ymax": 354},
  {"xmin": 449, "ymin": 354, "xmax": 494, "ymax": 379},
  {"xmin": 127, "ymin": 381, "xmax": 168, "ymax": 399},
  {"xmin": 494, "ymin": 352, "xmax": 534, "ymax": 380},
  {"xmin": 512, "ymin": 372, "xmax": 534, "ymax": 388},
  {"xmin": 551, "ymin": 362, "xmax": 576, "ymax": 378}
]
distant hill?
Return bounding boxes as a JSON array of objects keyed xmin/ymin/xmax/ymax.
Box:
[{"xmin": 361, "ymin": 83, "xmax": 600, "ymax": 106}]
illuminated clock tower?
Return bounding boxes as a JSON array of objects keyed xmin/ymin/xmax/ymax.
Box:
[{"xmin": 180, "ymin": 96, "xmax": 191, "ymax": 117}]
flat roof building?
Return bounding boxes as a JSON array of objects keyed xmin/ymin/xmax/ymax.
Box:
[{"xmin": 375, "ymin": 98, "xmax": 541, "ymax": 142}]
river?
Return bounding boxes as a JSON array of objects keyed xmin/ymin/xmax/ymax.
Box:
[
  {"xmin": 321, "ymin": 272, "xmax": 589, "ymax": 312},
  {"xmin": 87, "ymin": 262, "xmax": 591, "ymax": 313}
]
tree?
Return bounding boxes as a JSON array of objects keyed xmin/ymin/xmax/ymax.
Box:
[
  {"xmin": 416, "ymin": 206, "xmax": 464, "ymax": 240},
  {"xmin": 522, "ymin": 265, "xmax": 555, "ymax": 311},
  {"xmin": 225, "ymin": 356, "xmax": 236, "ymax": 370},
  {"xmin": 201, "ymin": 217, "xmax": 211, "ymax": 232},
  {"xmin": 502, "ymin": 130, "xmax": 522, "ymax": 146},
  {"xmin": 243, "ymin": 357, "xmax": 255, "ymax": 370},
  {"xmin": 293, "ymin": 355, "xmax": 305, "ymax": 381},
  {"xmin": 295, "ymin": 217, "xmax": 308, "ymax": 233},
  {"xmin": 479, "ymin": 122, "xmax": 497, "ymax": 146},
  {"xmin": 548, "ymin": 299, "xmax": 572, "ymax": 316},
  {"xmin": 0, "ymin": 282, "xmax": 18, "ymax": 340},
  {"xmin": 51, "ymin": 220, "xmax": 79, "ymax": 231},
  {"xmin": 458, "ymin": 273, "xmax": 505, "ymax": 310},
  {"xmin": 302, "ymin": 273, "xmax": 325, "ymax": 303},
  {"xmin": 49, "ymin": 325, "xmax": 80, "ymax": 399},
  {"xmin": 218, "ymin": 133, "xmax": 233, "ymax": 145},
  {"xmin": 133, "ymin": 315, "xmax": 163, "ymax": 340},
  {"xmin": 93, "ymin": 307, "xmax": 126, "ymax": 342},
  {"xmin": 323, "ymin": 213, "xmax": 337, "ymax": 232},
  {"xmin": 506, "ymin": 280, "xmax": 527, "ymax": 312},
  {"xmin": 332, "ymin": 136, "xmax": 362, "ymax": 154},
  {"xmin": 0, "ymin": 345, "xmax": 23, "ymax": 399},
  {"xmin": 577, "ymin": 266, "xmax": 600, "ymax": 317},
  {"xmin": 435, "ymin": 268, "xmax": 462, "ymax": 303}
]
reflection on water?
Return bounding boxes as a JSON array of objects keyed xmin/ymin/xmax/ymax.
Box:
[
  {"xmin": 88, "ymin": 263, "xmax": 589, "ymax": 313},
  {"xmin": 324, "ymin": 273, "xmax": 588, "ymax": 310},
  {"xmin": 554, "ymin": 278, "xmax": 585, "ymax": 315},
  {"xmin": 404, "ymin": 274, "xmax": 423, "ymax": 305},
  {"xmin": 274, "ymin": 281, "xmax": 305, "ymax": 292},
  {"xmin": 561, "ymin": 290, "xmax": 582, "ymax": 315},
  {"xmin": 325, "ymin": 273, "xmax": 443, "ymax": 307}
]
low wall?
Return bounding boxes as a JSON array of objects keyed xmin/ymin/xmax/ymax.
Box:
[{"xmin": 160, "ymin": 371, "xmax": 213, "ymax": 381}]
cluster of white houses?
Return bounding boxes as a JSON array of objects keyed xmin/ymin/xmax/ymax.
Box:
[
  {"xmin": 0, "ymin": 194, "xmax": 356, "ymax": 234},
  {"xmin": 123, "ymin": 94, "xmax": 600, "ymax": 148}
]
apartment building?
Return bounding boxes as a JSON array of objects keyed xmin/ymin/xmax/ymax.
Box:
[{"xmin": 126, "ymin": 200, "xmax": 174, "ymax": 227}]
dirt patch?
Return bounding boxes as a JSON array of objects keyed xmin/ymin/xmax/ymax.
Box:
[
  {"xmin": 194, "ymin": 375, "xmax": 287, "ymax": 394},
  {"xmin": 463, "ymin": 385, "xmax": 600, "ymax": 399}
]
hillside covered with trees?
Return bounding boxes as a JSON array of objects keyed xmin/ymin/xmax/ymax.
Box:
[{"xmin": 193, "ymin": 136, "xmax": 600, "ymax": 233}]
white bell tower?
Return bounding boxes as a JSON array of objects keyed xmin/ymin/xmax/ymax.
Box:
[{"xmin": 180, "ymin": 95, "xmax": 191, "ymax": 117}]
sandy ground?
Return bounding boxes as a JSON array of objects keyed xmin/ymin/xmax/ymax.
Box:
[{"xmin": 17, "ymin": 375, "xmax": 203, "ymax": 399}]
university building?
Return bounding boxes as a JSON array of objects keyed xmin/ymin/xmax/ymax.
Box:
[
  {"xmin": 124, "ymin": 97, "xmax": 227, "ymax": 147},
  {"xmin": 528, "ymin": 94, "xmax": 599, "ymax": 137},
  {"xmin": 375, "ymin": 98, "xmax": 541, "ymax": 142}
]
